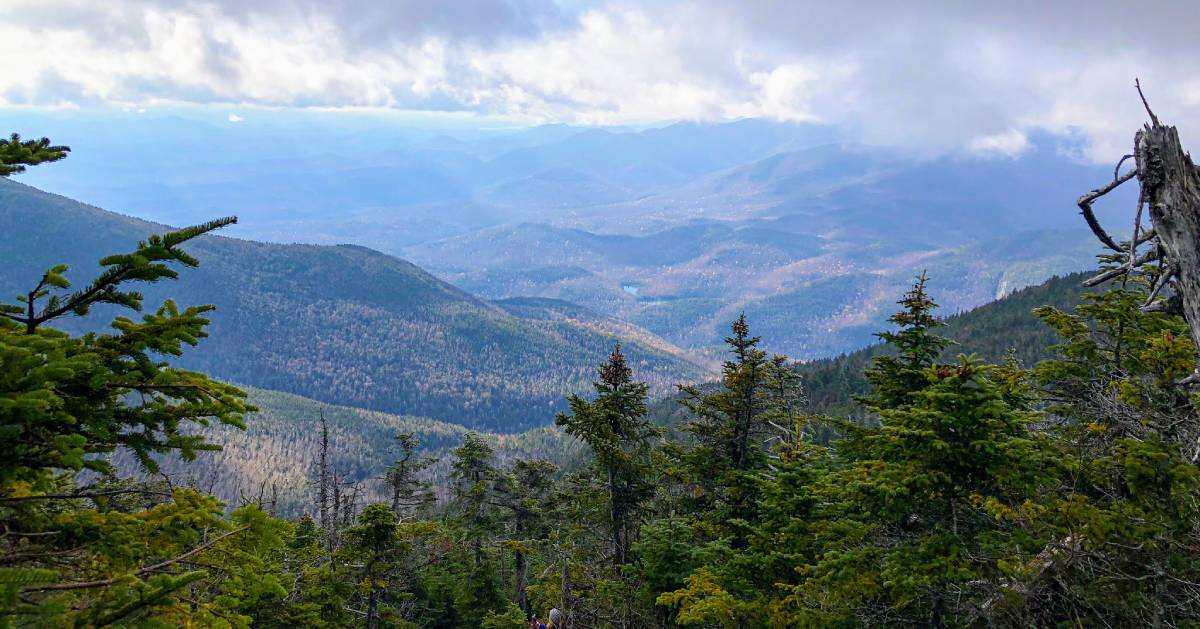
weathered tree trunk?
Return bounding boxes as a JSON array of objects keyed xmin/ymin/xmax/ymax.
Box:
[
  {"xmin": 366, "ymin": 585, "xmax": 379, "ymax": 629},
  {"xmin": 514, "ymin": 547, "xmax": 528, "ymax": 616},
  {"xmin": 1136, "ymin": 122, "xmax": 1200, "ymax": 376},
  {"xmin": 318, "ymin": 411, "xmax": 330, "ymax": 531}
]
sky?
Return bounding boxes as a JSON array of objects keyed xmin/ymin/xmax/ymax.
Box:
[{"xmin": 2, "ymin": 1, "xmax": 1198, "ymax": 161}]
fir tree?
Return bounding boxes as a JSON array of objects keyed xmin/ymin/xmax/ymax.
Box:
[
  {"xmin": 555, "ymin": 344, "xmax": 654, "ymax": 566},
  {"xmin": 675, "ymin": 314, "xmax": 780, "ymax": 544},
  {"xmin": 785, "ymin": 282, "xmax": 1049, "ymax": 626},
  {"xmin": 494, "ymin": 459, "xmax": 557, "ymax": 617},
  {"xmin": 385, "ymin": 432, "xmax": 434, "ymax": 521},
  {"xmin": 448, "ymin": 433, "xmax": 505, "ymax": 625},
  {"xmin": 0, "ymin": 135, "xmax": 295, "ymax": 626},
  {"xmin": 342, "ymin": 504, "xmax": 408, "ymax": 629},
  {"xmin": 858, "ymin": 271, "xmax": 954, "ymax": 413}
]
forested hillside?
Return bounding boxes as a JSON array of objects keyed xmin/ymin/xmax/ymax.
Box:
[
  {"xmin": 124, "ymin": 386, "xmax": 587, "ymax": 517},
  {"xmin": 799, "ymin": 271, "xmax": 1094, "ymax": 416},
  {"xmin": 13, "ymin": 109, "xmax": 1123, "ymax": 360},
  {"xmin": 131, "ymin": 272, "xmax": 1096, "ymax": 527},
  {"xmin": 0, "ymin": 178, "xmax": 709, "ymax": 430}
]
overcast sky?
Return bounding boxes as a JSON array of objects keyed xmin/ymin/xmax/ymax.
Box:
[{"xmin": 2, "ymin": 0, "xmax": 1198, "ymax": 161}]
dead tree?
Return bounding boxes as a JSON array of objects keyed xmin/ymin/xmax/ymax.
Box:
[{"xmin": 1077, "ymin": 80, "xmax": 1200, "ymax": 382}]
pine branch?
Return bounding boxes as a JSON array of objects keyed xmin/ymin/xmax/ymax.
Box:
[
  {"xmin": 20, "ymin": 525, "xmax": 249, "ymax": 593},
  {"xmin": 0, "ymin": 488, "xmax": 174, "ymax": 503},
  {"xmin": 9, "ymin": 217, "xmax": 236, "ymax": 332},
  {"xmin": 0, "ymin": 134, "xmax": 69, "ymax": 176}
]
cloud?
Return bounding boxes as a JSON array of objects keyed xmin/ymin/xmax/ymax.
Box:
[
  {"xmin": 1, "ymin": 1, "xmax": 1198, "ymax": 160},
  {"xmin": 227, "ymin": 113, "xmax": 243, "ymax": 122},
  {"xmin": 967, "ymin": 130, "xmax": 1030, "ymax": 158}
]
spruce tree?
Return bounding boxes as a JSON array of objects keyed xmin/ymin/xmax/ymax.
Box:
[
  {"xmin": 342, "ymin": 504, "xmax": 409, "ymax": 629},
  {"xmin": 0, "ymin": 135, "xmax": 296, "ymax": 626},
  {"xmin": 858, "ymin": 271, "xmax": 953, "ymax": 413},
  {"xmin": 675, "ymin": 313, "xmax": 779, "ymax": 544},
  {"xmin": 1018, "ymin": 280, "xmax": 1200, "ymax": 625},
  {"xmin": 784, "ymin": 281, "xmax": 1049, "ymax": 626},
  {"xmin": 385, "ymin": 431, "xmax": 434, "ymax": 520},
  {"xmin": 494, "ymin": 458, "xmax": 557, "ymax": 617},
  {"xmin": 448, "ymin": 432, "xmax": 505, "ymax": 624},
  {"xmin": 555, "ymin": 344, "xmax": 654, "ymax": 566},
  {"xmin": 0, "ymin": 133, "xmax": 69, "ymax": 176}
]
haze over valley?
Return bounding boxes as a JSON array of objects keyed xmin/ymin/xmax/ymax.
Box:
[{"xmin": 7, "ymin": 110, "xmax": 1130, "ymax": 363}]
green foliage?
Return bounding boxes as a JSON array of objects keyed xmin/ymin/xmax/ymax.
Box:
[
  {"xmin": 0, "ymin": 133, "xmax": 68, "ymax": 176},
  {"xmin": 10, "ymin": 129, "xmax": 1200, "ymax": 628},
  {"xmin": 0, "ymin": 220, "xmax": 251, "ymax": 486},
  {"xmin": 0, "ymin": 146, "xmax": 279, "ymax": 624},
  {"xmin": 857, "ymin": 271, "xmax": 954, "ymax": 413},
  {"xmin": 556, "ymin": 344, "xmax": 655, "ymax": 566},
  {"xmin": 480, "ymin": 602, "xmax": 527, "ymax": 628},
  {"xmin": 799, "ymin": 271, "xmax": 1093, "ymax": 419}
]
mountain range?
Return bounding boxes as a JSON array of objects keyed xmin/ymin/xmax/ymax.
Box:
[
  {"xmin": 0, "ymin": 178, "xmax": 708, "ymax": 431},
  {"xmin": 9, "ymin": 114, "xmax": 1128, "ymax": 360}
]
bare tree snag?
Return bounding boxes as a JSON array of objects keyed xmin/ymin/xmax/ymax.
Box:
[
  {"xmin": 1135, "ymin": 118, "xmax": 1200, "ymax": 380},
  {"xmin": 1076, "ymin": 80, "xmax": 1200, "ymax": 382}
]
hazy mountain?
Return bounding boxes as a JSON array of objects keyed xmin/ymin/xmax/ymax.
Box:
[
  {"xmin": 9, "ymin": 112, "xmax": 833, "ymax": 244},
  {"xmin": 406, "ymin": 216, "xmax": 1100, "ymax": 359},
  {"xmin": 0, "ymin": 179, "xmax": 710, "ymax": 431},
  {"xmin": 9, "ymin": 113, "xmax": 1127, "ymax": 362},
  {"xmin": 401, "ymin": 133, "xmax": 1122, "ymax": 358}
]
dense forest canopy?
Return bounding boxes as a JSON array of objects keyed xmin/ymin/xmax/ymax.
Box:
[{"xmin": 5, "ymin": 108, "xmax": 1200, "ymax": 629}]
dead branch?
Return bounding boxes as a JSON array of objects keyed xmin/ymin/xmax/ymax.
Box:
[
  {"xmin": 1136, "ymin": 78, "xmax": 1160, "ymax": 127},
  {"xmin": 1078, "ymin": 169, "xmax": 1137, "ymax": 252}
]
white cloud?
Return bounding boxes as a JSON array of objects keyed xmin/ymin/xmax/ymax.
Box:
[
  {"xmin": 967, "ymin": 130, "xmax": 1030, "ymax": 158},
  {"xmin": 227, "ymin": 112, "xmax": 243, "ymax": 122},
  {"xmin": 1, "ymin": 1, "xmax": 1198, "ymax": 161}
]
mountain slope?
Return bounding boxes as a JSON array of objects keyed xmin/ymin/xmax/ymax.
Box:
[
  {"xmin": 798, "ymin": 271, "xmax": 1095, "ymax": 416},
  {"xmin": 119, "ymin": 386, "xmax": 587, "ymax": 517},
  {"xmin": 0, "ymin": 179, "xmax": 710, "ymax": 430},
  {"xmin": 139, "ymin": 271, "xmax": 1096, "ymax": 516}
]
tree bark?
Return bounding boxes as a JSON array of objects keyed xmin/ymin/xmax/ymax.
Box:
[
  {"xmin": 515, "ymin": 548, "xmax": 528, "ymax": 617},
  {"xmin": 1136, "ymin": 123, "xmax": 1200, "ymax": 374}
]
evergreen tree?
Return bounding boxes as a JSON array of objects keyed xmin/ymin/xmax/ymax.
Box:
[
  {"xmin": 555, "ymin": 344, "xmax": 654, "ymax": 566},
  {"xmin": 776, "ymin": 277, "xmax": 1049, "ymax": 626},
  {"xmin": 0, "ymin": 133, "xmax": 69, "ymax": 176},
  {"xmin": 385, "ymin": 432, "xmax": 434, "ymax": 521},
  {"xmin": 857, "ymin": 270, "xmax": 954, "ymax": 414},
  {"xmin": 650, "ymin": 316, "xmax": 807, "ymax": 627},
  {"xmin": 674, "ymin": 314, "xmax": 779, "ymax": 543},
  {"xmin": 0, "ymin": 135, "xmax": 296, "ymax": 626},
  {"xmin": 341, "ymin": 503, "xmax": 416, "ymax": 629},
  {"xmin": 449, "ymin": 432, "xmax": 499, "ymax": 568},
  {"xmin": 494, "ymin": 459, "xmax": 557, "ymax": 617},
  {"xmin": 1013, "ymin": 279, "xmax": 1200, "ymax": 625},
  {"xmin": 448, "ymin": 432, "xmax": 505, "ymax": 624}
]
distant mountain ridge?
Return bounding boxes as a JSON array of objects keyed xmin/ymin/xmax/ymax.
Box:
[
  {"xmin": 8, "ymin": 113, "xmax": 1126, "ymax": 362},
  {"xmin": 0, "ymin": 179, "xmax": 710, "ymax": 431}
]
